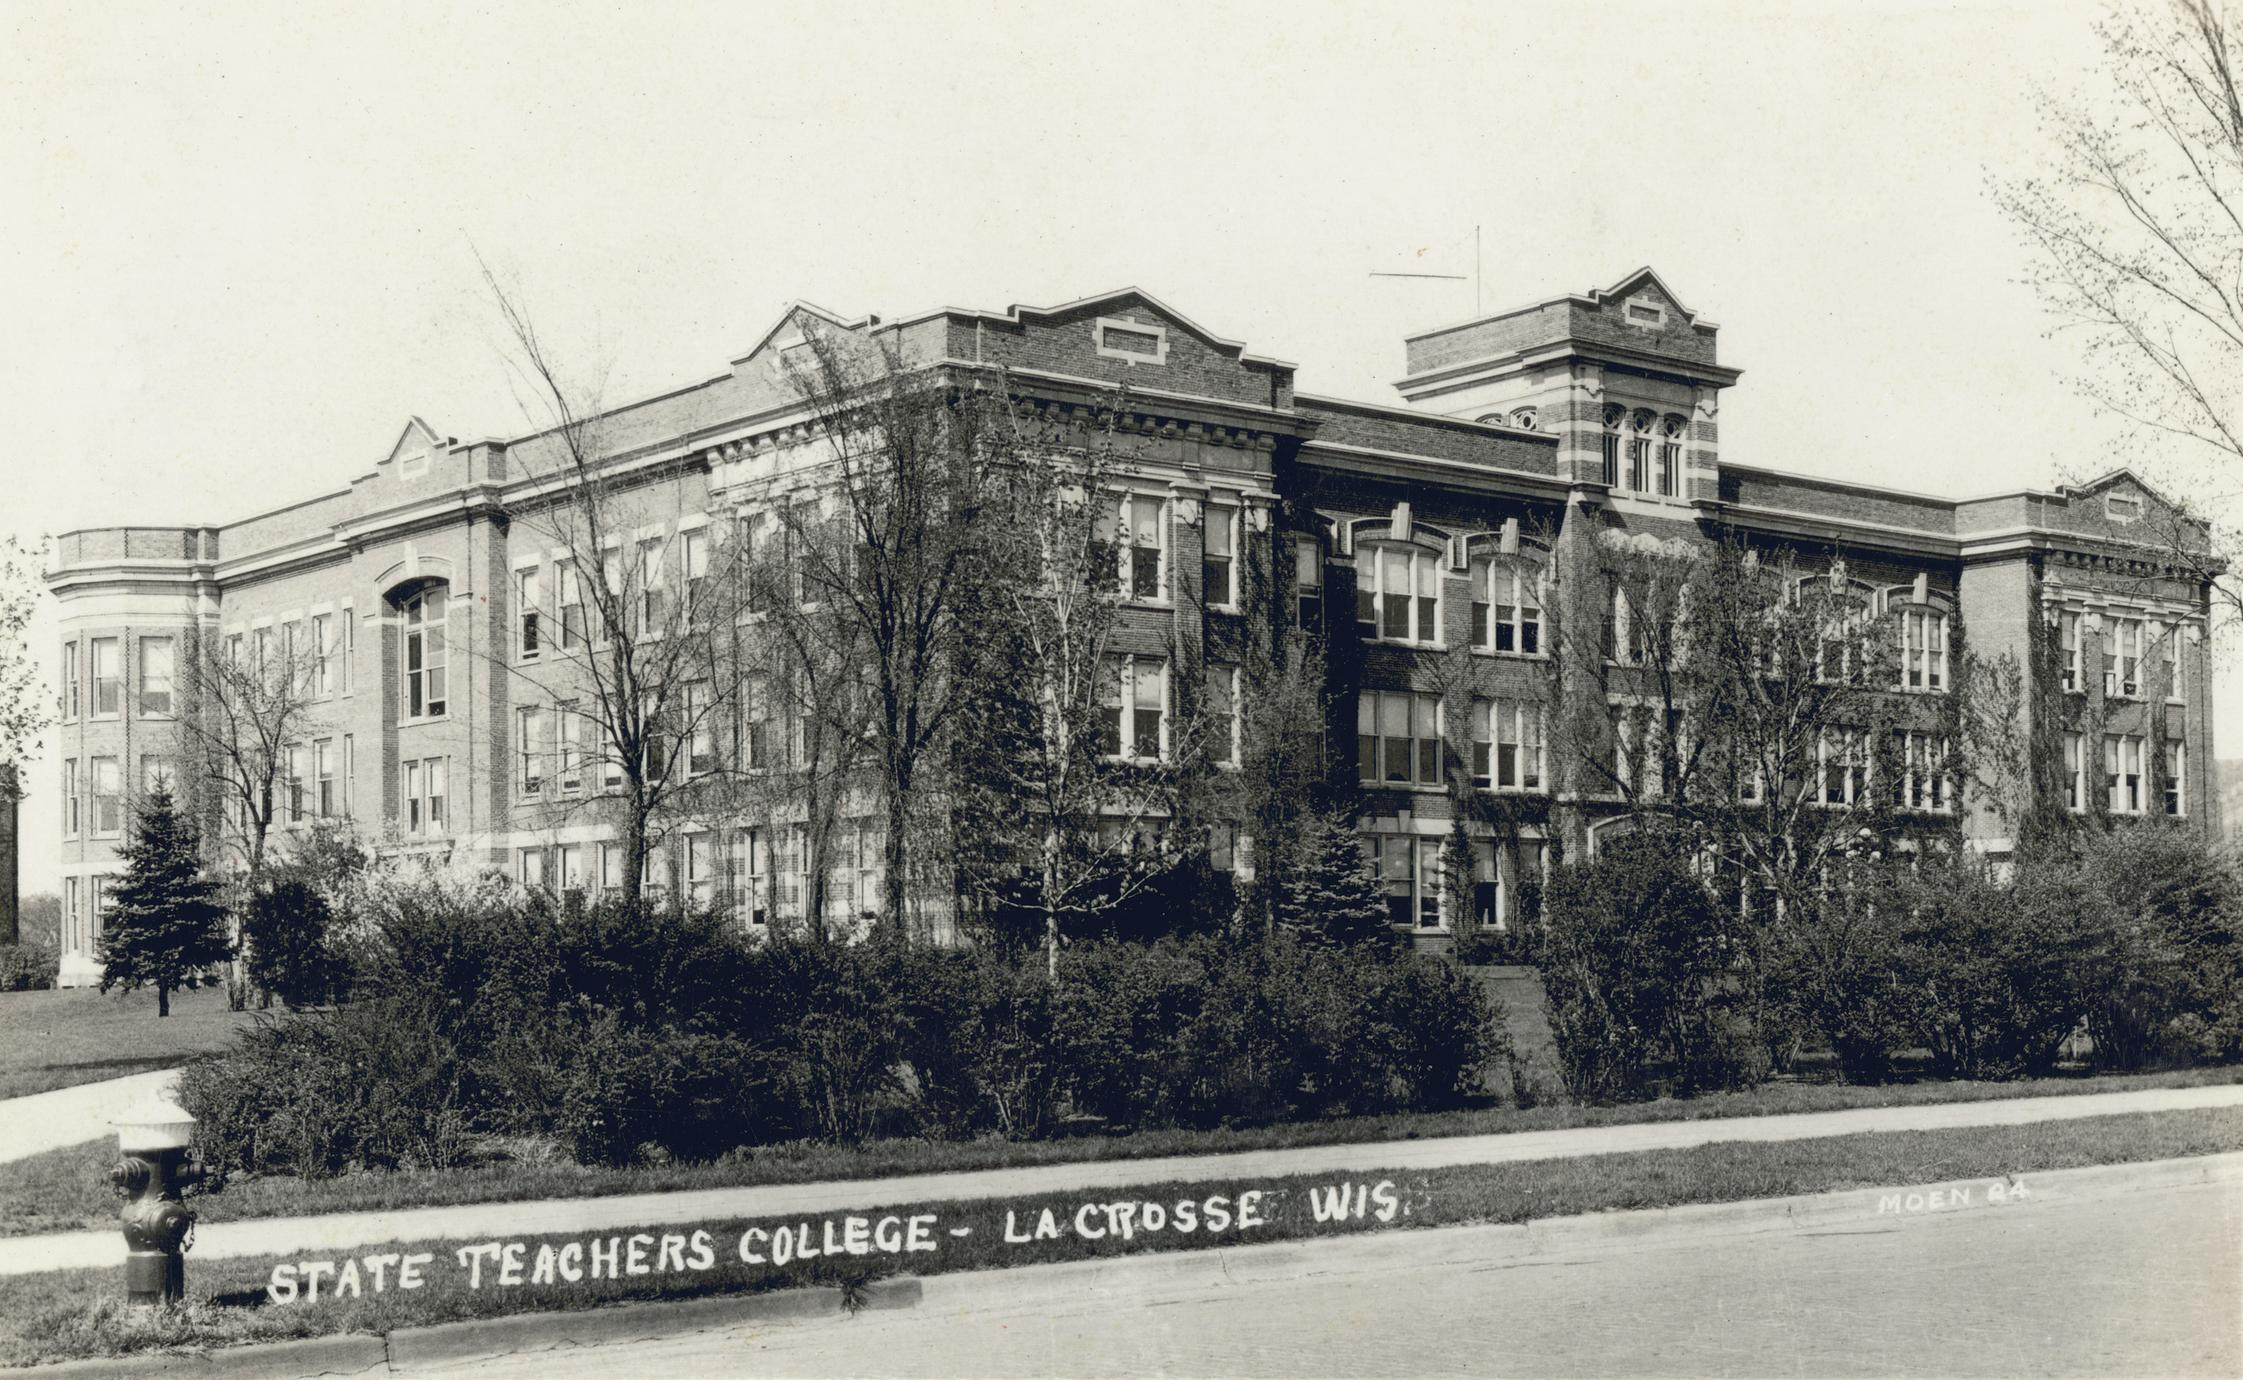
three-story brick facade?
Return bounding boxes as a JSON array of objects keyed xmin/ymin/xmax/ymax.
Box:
[{"xmin": 44, "ymin": 269, "xmax": 2219, "ymax": 979}]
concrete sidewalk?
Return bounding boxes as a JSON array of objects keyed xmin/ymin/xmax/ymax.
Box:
[
  {"xmin": 4, "ymin": 1080, "xmax": 2238, "ymax": 1277},
  {"xmin": 0, "ymin": 1069, "xmax": 178, "ymax": 1166}
]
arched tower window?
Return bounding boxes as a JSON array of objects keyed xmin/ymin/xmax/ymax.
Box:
[
  {"xmin": 1628, "ymin": 410, "xmax": 1655, "ymax": 492},
  {"xmin": 1658, "ymin": 414, "xmax": 1686, "ymax": 497}
]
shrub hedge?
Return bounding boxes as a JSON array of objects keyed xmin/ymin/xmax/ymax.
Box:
[
  {"xmin": 178, "ymin": 876, "xmax": 1508, "ymax": 1178},
  {"xmin": 0, "ymin": 943, "xmax": 57, "ymax": 992}
]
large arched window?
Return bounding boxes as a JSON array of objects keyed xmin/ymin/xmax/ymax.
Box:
[{"xmin": 398, "ymin": 584, "xmax": 450, "ymax": 720}]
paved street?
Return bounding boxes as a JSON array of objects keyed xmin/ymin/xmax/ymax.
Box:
[{"xmin": 423, "ymin": 1173, "xmax": 2241, "ymax": 1379}]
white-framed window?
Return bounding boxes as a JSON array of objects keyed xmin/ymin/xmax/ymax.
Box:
[
  {"xmin": 731, "ymin": 829, "xmax": 768, "ymax": 926},
  {"xmin": 558, "ymin": 562, "xmax": 586, "ymax": 649},
  {"xmin": 1898, "ymin": 610, "xmax": 1948, "ymax": 692},
  {"xmin": 341, "ymin": 734, "xmax": 354, "ymax": 816},
  {"xmin": 340, "ymin": 607, "xmax": 356, "ymax": 694},
  {"xmin": 2103, "ymin": 617, "xmax": 2142, "ymax": 699},
  {"xmin": 314, "ymin": 740, "xmax": 334, "ymax": 816},
  {"xmin": 60, "ymin": 640, "xmax": 78, "ymax": 721},
  {"xmin": 1100, "ymin": 656, "xmax": 1168, "ymax": 760},
  {"xmin": 90, "ymin": 637, "xmax": 119, "ymax": 718},
  {"xmin": 1358, "ymin": 689, "xmax": 1441, "ymax": 786},
  {"xmin": 1205, "ymin": 664, "xmax": 1238, "ymax": 767},
  {"xmin": 1355, "ymin": 545, "xmax": 1442, "ymax": 644},
  {"xmin": 2064, "ymin": 732, "xmax": 2085, "ymax": 814},
  {"xmin": 687, "ymin": 681, "xmax": 717, "ymax": 777},
  {"xmin": 286, "ymin": 743, "xmax": 308, "ymax": 823},
  {"xmin": 1657, "ymin": 415, "xmax": 1684, "ymax": 497},
  {"xmin": 518, "ymin": 705, "xmax": 546, "ymax": 795},
  {"xmin": 1293, "ymin": 538, "xmax": 1323, "ymax": 635},
  {"xmin": 92, "ymin": 756, "xmax": 121, "ymax": 835},
  {"xmin": 401, "ymin": 587, "xmax": 449, "ymax": 720},
  {"xmin": 740, "ymin": 675, "xmax": 769, "ymax": 771},
  {"xmin": 251, "ymin": 626, "xmax": 271, "ymax": 673},
  {"xmin": 62, "ymin": 877, "xmax": 80, "ymax": 953},
  {"xmin": 137, "ymin": 637, "xmax": 174, "ymax": 716},
  {"xmin": 1202, "ymin": 502, "xmax": 1237, "ymax": 609},
  {"xmin": 1365, "ymin": 834, "xmax": 1443, "ymax": 930},
  {"xmin": 601, "ymin": 547, "xmax": 624, "ymax": 639},
  {"xmin": 404, "ymin": 757, "xmax": 448, "ymax": 834},
  {"xmin": 2164, "ymin": 740, "xmax": 2186, "ymax": 816},
  {"xmin": 1471, "ymin": 699, "xmax": 1544, "ymax": 792},
  {"xmin": 1117, "ymin": 494, "xmax": 1167, "ymax": 602},
  {"xmin": 61, "ymin": 758, "xmax": 77, "ymax": 836},
  {"xmin": 141, "ymin": 753, "xmax": 173, "ymax": 798},
  {"xmin": 638, "ymin": 536, "xmax": 669, "ymax": 635},
  {"xmin": 311, "ymin": 614, "xmax": 334, "ymax": 695},
  {"xmin": 1895, "ymin": 732, "xmax": 1950, "ymax": 813},
  {"xmin": 2163, "ymin": 623, "xmax": 2185, "ymax": 704},
  {"xmin": 1473, "ymin": 561, "xmax": 1543, "ymax": 655},
  {"xmin": 516, "ymin": 567, "xmax": 542, "ymax": 661},
  {"xmin": 684, "ymin": 832, "xmax": 717, "ymax": 907},
  {"xmin": 2060, "ymin": 610, "xmax": 2082, "ymax": 693},
  {"xmin": 556, "ymin": 843, "xmax": 585, "ymax": 894},
  {"xmin": 518, "ymin": 847, "xmax": 547, "ymax": 890},
  {"xmin": 2104, "ymin": 734, "xmax": 2143, "ymax": 815},
  {"xmin": 599, "ymin": 842, "xmax": 626, "ymax": 893},
  {"xmin": 682, "ymin": 527, "xmax": 710, "ymax": 618},
  {"xmin": 557, "ymin": 702, "xmax": 583, "ymax": 792},
  {"xmin": 1600, "ymin": 405, "xmax": 1624, "ymax": 486},
  {"xmin": 1817, "ymin": 730, "xmax": 1867, "ymax": 807}
]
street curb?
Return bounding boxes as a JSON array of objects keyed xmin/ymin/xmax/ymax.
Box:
[
  {"xmin": 11, "ymin": 1332, "xmax": 387, "ymax": 1378},
  {"xmin": 17, "ymin": 1151, "xmax": 2237, "ymax": 1377}
]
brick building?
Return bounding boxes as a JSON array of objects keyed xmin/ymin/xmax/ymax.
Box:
[{"xmin": 44, "ymin": 268, "xmax": 2220, "ymax": 979}]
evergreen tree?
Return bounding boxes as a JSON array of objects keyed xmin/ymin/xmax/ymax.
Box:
[
  {"xmin": 99, "ymin": 786, "xmax": 230, "ymax": 1016},
  {"xmin": 1274, "ymin": 808, "xmax": 1396, "ymax": 948}
]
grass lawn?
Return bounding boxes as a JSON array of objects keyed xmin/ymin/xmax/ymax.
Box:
[
  {"xmin": 0, "ymin": 986, "xmax": 254, "ymax": 1100},
  {"xmin": 4, "ymin": 1104, "xmax": 2237, "ymax": 1368},
  {"xmin": 4, "ymin": 1063, "xmax": 2237, "ymax": 1238}
]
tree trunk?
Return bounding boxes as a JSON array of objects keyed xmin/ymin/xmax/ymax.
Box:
[
  {"xmin": 882, "ymin": 787, "xmax": 911, "ymax": 943},
  {"xmin": 157, "ymin": 985, "xmax": 170, "ymax": 1018},
  {"xmin": 1043, "ymin": 828, "xmax": 1061, "ymax": 982}
]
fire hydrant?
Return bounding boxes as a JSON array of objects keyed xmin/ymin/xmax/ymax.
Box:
[{"xmin": 111, "ymin": 1096, "xmax": 204, "ymax": 1308}]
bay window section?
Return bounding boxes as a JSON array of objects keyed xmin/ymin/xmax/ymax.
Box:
[
  {"xmin": 1472, "ymin": 699, "xmax": 1544, "ymax": 792},
  {"xmin": 137, "ymin": 637, "xmax": 175, "ymax": 716},
  {"xmin": 91, "ymin": 637, "xmax": 119, "ymax": 717}
]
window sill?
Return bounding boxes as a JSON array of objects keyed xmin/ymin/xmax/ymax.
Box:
[
  {"xmin": 1361, "ymin": 780, "xmax": 1446, "ymax": 793},
  {"xmin": 1472, "ymin": 648, "xmax": 1546, "ymax": 661},
  {"xmin": 399, "ymin": 715, "xmax": 449, "ymax": 728}
]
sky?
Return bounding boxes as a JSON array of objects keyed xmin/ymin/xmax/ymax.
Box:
[{"xmin": 0, "ymin": 0, "xmax": 2198, "ymax": 891}]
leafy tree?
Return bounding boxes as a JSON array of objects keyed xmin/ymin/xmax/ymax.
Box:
[
  {"xmin": 1272, "ymin": 808, "xmax": 1395, "ymax": 948},
  {"xmin": 1540, "ymin": 827, "xmax": 1760, "ymax": 1101},
  {"xmin": 2058, "ymin": 823, "xmax": 2243, "ymax": 1068},
  {"xmin": 98, "ymin": 786, "xmax": 231, "ymax": 1016},
  {"xmin": 240, "ymin": 878, "xmax": 347, "ymax": 1010}
]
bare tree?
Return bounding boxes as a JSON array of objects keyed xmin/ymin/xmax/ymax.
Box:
[
  {"xmin": 0, "ymin": 536, "xmax": 46, "ymax": 945},
  {"xmin": 1996, "ymin": 0, "xmax": 2243, "ymax": 608},
  {"xmin": 765, "ymin": 332, "xmax": 1020, "ymax": 938},
  {"xmin": 178, "ymin": 630, "xmax": 325, "ymax": 881},
  {"xmin": 481, "ymin": 267, "xmax": 758, "ymax": 906}
]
